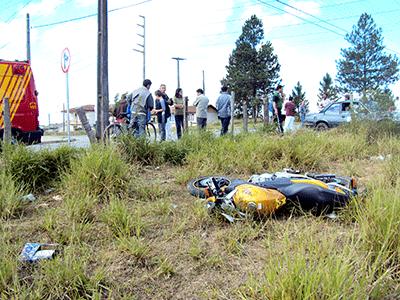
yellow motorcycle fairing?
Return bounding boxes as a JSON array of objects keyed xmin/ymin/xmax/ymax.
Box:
[
  {"xmin": 290, "ymin": 178, "xmax": 328, "ymax": 189},
  {"xmin": 232, "ymin": 184, "xmax": 286, "ymax": 214}
]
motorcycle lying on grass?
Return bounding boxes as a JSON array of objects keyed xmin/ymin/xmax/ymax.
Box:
[{"xmin": 187, "ymin": 169, "xmax": 358, "ymax": 222}]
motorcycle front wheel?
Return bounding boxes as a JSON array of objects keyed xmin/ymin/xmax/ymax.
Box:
[{"xmin": 187, "ymin": 176, "xmax": 231, "ymax": 198}]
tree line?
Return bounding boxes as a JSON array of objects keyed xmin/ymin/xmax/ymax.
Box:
[{"xmin": 223, "ymin": 13, "xmax": 399, "ymax": 130}]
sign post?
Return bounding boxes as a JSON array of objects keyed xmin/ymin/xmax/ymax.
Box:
[{"xmin": 61, "ymin": 48, "xmax": 71, "ymax": 144}]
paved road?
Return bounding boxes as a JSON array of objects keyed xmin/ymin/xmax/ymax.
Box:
[{"xmin": 28, "ymin": 135, "xmax": 90, "ymax": 150}]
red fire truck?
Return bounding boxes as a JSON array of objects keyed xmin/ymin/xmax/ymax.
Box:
[{"xmin": 0, "ymin": 60, "xmax": 43, "ymax": 144}]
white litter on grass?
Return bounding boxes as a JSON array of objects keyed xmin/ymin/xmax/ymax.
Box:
[
  {"xmin": 326, "ymin": 212, "xmax": 338, "ymax": 220},
  {"xmin": 52, "ymin": 195, "xmax": 63, "ymax": 201},
  {"xmin": 370, "ymin": 154, "xmax": 392, "ymax": 161},
  {"xmin": 21, "ymin": 193, "xmax": 36, "ymax": 202}
]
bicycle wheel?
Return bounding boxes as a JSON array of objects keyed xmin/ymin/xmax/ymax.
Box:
[
  {"xmin": 146, "ymin": 122, "xmax": 157, "ymax": 142},
  {"xmin": 104, "ymin": 124, "xmax": 123, "ymax": 143}
]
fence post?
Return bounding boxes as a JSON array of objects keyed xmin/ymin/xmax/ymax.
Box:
[
  {"xmin": 2, "ymin": 97, "xmax": 12, "ymax": 144},
  {"xmin": 184, "ymin": 96, "xmax": 189, "ymax": 133},
  {"xmin": 230, "ymin": 92, "xmax": 235, "ymax": 135},
  {"xmin": 76, "ymin": 107, "xmax": 97, "ymax": 144},
  {"xmin": 263, "ymin": 96, "xmax": 269, "ymax": 126}
]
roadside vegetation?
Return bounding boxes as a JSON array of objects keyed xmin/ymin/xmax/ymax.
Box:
[{"xmin": 1, "ymin": 121, "xmax": 399, "ymax": 299}]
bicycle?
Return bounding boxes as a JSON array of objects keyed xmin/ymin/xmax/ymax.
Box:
[{"xmin": 104, "ymin": 113, "xmax": 157, "ymax": 143}]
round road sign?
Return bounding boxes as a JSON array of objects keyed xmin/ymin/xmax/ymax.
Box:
[{"xmin": 61, "ymin": 48, "xmax": 71, "ymax": 73}]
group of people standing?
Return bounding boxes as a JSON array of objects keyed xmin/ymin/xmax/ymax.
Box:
[
  {"xmin": 272, "ymin": 84, "xmax": 307, "ymax": 133},
  {"xmin": 120, "ymin": 79, "xmax": 233, "ymax": 141}
]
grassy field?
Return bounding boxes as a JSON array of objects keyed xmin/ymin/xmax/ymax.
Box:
[{"xmin": 1, "ymin": 120, "xmax": 400, "ymax": 299}]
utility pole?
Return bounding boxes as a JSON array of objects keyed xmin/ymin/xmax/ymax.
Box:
[
  {"xmin": 202, "ymin": 70, "xmax": 205, "ymax": 94},
  {"xmin": 97, "ymin": 0, "xmax": 109, "ymax": 140},
  {"xmin": 133, "ymin": 15, "xmax": 145, "ymax": 81},
  {"xmin": 2, "ymin": 98, "xmax": 11, "ymax": 144},
  {"xmin": 26, "ymin": 13, "xmax": 31, "ymax": 61},
  {"xmin": 172, "ymin": 57, "xmax": 186, "ymax": 88},
  {"xmin": 62, "ymin": 103, "xmax": 65, "ymax": 132}
]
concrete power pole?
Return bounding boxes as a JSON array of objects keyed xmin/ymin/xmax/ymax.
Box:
[
  {"xmin": 172, "ymin": 57, "xmax": 185, "ymax": 88},
  {"xmin": 96, "ymin": 0, "xmax": 109, "ymax": 140},
  {"xmin": 202, "ymin": 70, "xmax": 205, "ymax": 94},
  {"xmin": 133, "ymin": 15, "xmax": 145, "ymax": 81},
  {"xmin": 26, "ymin": 13, "xmax": 31, "ymax": 61}
]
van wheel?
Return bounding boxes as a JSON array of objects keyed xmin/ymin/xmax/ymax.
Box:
[{"xmin": 316, "ymin": 122, "xmax": 329, "ymax": 131}]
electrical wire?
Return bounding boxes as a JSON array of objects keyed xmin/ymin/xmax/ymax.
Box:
[
  {"xmin": 3, "ymin": 0, "xmax": 32, "ymax": 24},
  {"xmin": 274, "ymin": 0, "xmax": 348, "ymax": 33},
  {"xmin": 254, "ymin": 0, "xmax": 345, "ymax": 36},
  {"xmin": 32, "ymin": 0, "xmax": 152, "ymax": 29}
]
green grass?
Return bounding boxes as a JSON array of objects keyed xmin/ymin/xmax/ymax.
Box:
[
  {"xmin": 0, "ymin": 169, "xmax": 24, "ymax": 219},
  {"xmin": 61, "ymin": 145, "xmax": 130, "ymax": 201},
  {"xmin": 3, "ymin": 144, "xmax": 80, "ymax": 192},
  {"xmin": 1, "ymin": 120, "xmax": 400, "ymax": 298}
]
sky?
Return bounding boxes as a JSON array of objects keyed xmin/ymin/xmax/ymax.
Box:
[{"xmin": 1, "ymin": 0, "xmax": 400, "ymax": 125}]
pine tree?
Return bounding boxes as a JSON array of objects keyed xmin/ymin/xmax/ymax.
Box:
[
  {"xmin": 362, "ymin": 88, "xmax": 397, "ymax": 112},
  {"xmin": 336, "ymin": 13, "xmax": 399, "ymax": 96},
  {"xmin": 223, "ymin": 15, "xmax": 280, "ymax": 130},
  {"xmin": 317, "ymin": 73, "xmax": 339, "ymax": 107},
  {"xmin": 290, "ymin": 81, "xmax": 308, "ymax": 112}
]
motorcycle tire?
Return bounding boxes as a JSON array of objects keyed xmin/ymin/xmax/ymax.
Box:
[{"xmin": 187, "ymin": 176, "xmax": 231, "ymax": 199}]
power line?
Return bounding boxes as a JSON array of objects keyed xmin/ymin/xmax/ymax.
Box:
[
  {"xmin": 255, "ymin": 0, "xmax": 345, "ymax": 37},
  {"xmin": 274, "ymin": 0, "xmax": 348, "ymax": 33},
  {"xmin": 32, "ymin": 0, "xmax": 152, "ymax": 29},
  {"xmin": 3, "ymin": 0, "xmax": 32, "ymax": 24}
]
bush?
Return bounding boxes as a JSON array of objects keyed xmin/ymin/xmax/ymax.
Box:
[
  {"xmin": 117, "ymin": 135, "xmax": 162, "ymax": 165},
  {"xmin": 238, "ymin": 219, "xmax": 394, "ymax": 299},
  {"xmin": 340, "ymin": 119, "xmax": 400, "ymax": 145},
  {"xmin": 26, "ymin": 246, "xmax": 105, "ymax": 299},
  {"xmin": 355, "ymin": 179, "xmax": 400, "ymax": 269},
  {"xmin": 366, "ymin": 119, "xmax": 400, "ymax": 144},
  {"xmin": 61, "ymin": 145, "xmax": 130, "ymax": 201},
  {"xmin": 116, "ymin": 135, "xmax": 189, "ymax": 166},
  {"xmin": 0, "ymin": 234, "xmax": 18, "ymax": 295},
  {"xmin": 161, "ymin": 141, "xmax": 188, "ymax": 165},
  {"xmin": 4, "ymin": 145, "xmax": 80, "ymax": 192},
  {"xmin": 0, "ymin": 169, "xmax": 23, "ymax": 219},
  {"xmin": 101, "ymin": 199, "xmax": 146, "ymax": 238}
]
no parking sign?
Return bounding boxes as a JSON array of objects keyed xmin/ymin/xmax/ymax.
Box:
[{"xmin": 61, "ymin": 47, "xmax": 71, "ymax": 144}]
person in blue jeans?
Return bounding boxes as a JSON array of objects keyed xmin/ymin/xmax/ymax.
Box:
[
  {"xmin": 173, "ymin": 88, "xmax": 184, "ymax": 139},
  {"xmin": 129, "ymin": 79, "xmax": 154, "ymax": 138},
  {"xmin": 216, "ymin": 86, "xmax": 231, "ymax": 135},
  {"xmin": 154, "ymin": 90, "xmax": 167, "ymax": 141}
]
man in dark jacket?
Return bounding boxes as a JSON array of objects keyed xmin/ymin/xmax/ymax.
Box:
[{"xmin": 272, "ymin": 85, "xmax": 284, "ymax": 133}]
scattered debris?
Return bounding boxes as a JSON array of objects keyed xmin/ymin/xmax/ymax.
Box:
[
  {"xmin": 170, "ymin": 203, "xmax": 178, "ymax": 209},
  {"xmin": 20, "ymin": 243, "xmax": 59, "ymax": 262},
  {"xmin": 44, "ymin": 188, "xmax": 55, "ymax": 195},
  {"xmin": 52, "ymin": 195, "xmax": 63, "ymax": 201},
  {"xmin": 370, "ymin": 154, "xmax": 392, "ymax": 161},
  {"xmin": 326, "ymin": 212, "xmax": 338, "ymax": 220},
  {"xmin": 21, "ymin": 193, "xmax": 36, "ymax": 202}
]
